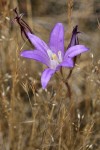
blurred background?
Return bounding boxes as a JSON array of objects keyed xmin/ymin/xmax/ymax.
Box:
[{"xmin": 0, "ymin": 0, "xmax": 100, "ymax": 150}]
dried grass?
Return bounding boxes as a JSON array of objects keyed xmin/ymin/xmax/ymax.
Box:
[{"xmin": 0, "ymin": 0, "xmax": 100, "ymax": 150}]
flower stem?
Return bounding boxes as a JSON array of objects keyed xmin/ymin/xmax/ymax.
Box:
[
  {"xmin": 64, "ymin": 81, "xmax": 71, "ymax": 99},
  {"xmin": 60, "ymin": 69, "xmax": 72, "ymax": 100}
]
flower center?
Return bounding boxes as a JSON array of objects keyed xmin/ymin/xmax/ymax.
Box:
[{"xmin": 47, "ymin": 49, "xmax": 62, "ymax": 69}]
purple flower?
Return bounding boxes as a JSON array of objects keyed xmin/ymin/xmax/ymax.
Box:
[
  {"xmin": 68, "ymin": 25, "xmax": 79, "ymax": 48},
  {"xmin": 20, "ymin": 23, "xmax": 89, "ymax": 89}
]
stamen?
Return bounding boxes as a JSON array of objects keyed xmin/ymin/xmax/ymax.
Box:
[
  {"xmin": 47, "ymin": 49, "xmax": 53, "ymax": 58},
  {"xmin": 58, "ymin": 51, "xmax": 62, "ymax": 62}
]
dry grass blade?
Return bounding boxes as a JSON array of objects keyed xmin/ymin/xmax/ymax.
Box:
[{"xmin": 0, "ymin": 0, "xmax": 99, "ymax": 150}]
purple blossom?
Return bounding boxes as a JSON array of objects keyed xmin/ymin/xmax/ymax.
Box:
[{"xmin": 20, "ymin": 23, "xmax": 89, "ymax": 89}]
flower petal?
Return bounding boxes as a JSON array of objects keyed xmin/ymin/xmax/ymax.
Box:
[
  {"xmin": 20, "ymin": 50, "xmax": 50, "ymax": 67},
  {"xmin": 65, "ymin": 45, "xmax": 89, "ymax": 58},
  {"xmin": 49, "ymin": 23, "xmax": 64, "ymax": 55},
  {"xmin": 27, "ymin": 32, "xmax": 49, "ymax": 53},
  {"xmin": 67, "ymin": 25, "xmax": 79, "ymax": 48},
  {"xmin": 41, "ymin": 68, "xmax": 55, "ymax": 89},
  {"xmin": 60, "ymin": 58, "xmax": 74, "ymax": 68}
]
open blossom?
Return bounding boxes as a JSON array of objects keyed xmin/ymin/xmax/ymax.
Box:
[{"xmin": 20, "ymin": 23, "xmax": 89, "ymax": 89}]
